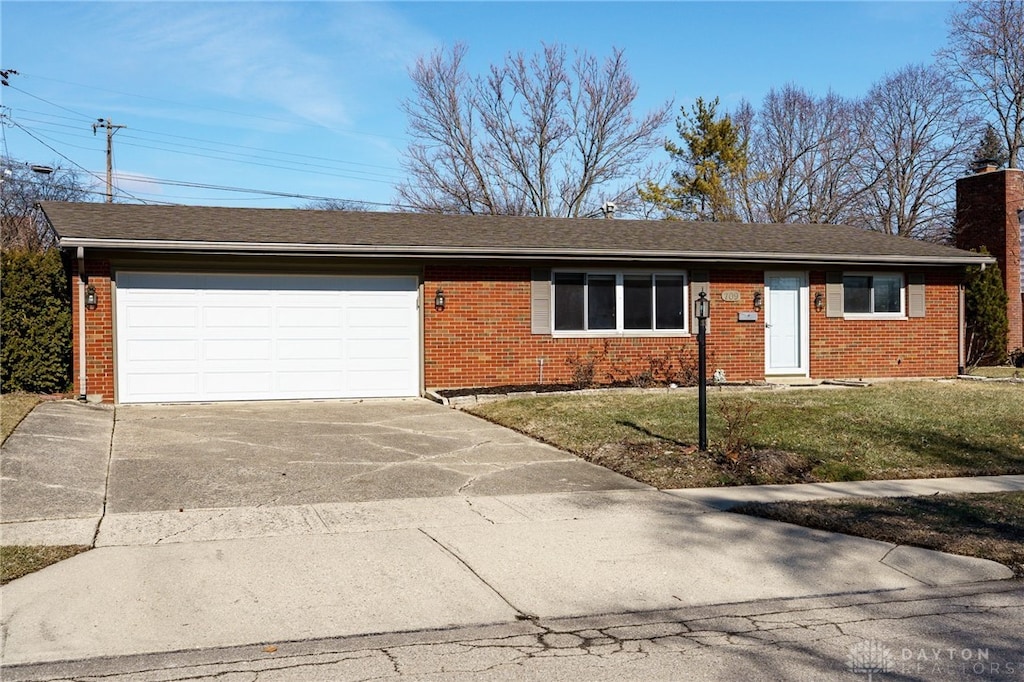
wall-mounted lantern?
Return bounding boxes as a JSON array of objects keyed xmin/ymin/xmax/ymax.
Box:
[
  {"xmin": 434, "ymin": 288, "xmax": 446, "ymax": 312},
  {"xmin": 814, "ymin": 291, "xmax": 824, "ymax": 312},
  {"xmin": 752, "ymin": 290, "xmax": 763, "ymax": 311},
  {"xmin": 85, "ymin": 284, "xmax": 98, "ymax": 310}
]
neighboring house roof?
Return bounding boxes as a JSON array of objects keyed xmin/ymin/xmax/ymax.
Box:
[{"xmin": 41, "ymin": 202, "xmax": 992, "ymax": 267}]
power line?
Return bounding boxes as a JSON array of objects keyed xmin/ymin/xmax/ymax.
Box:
[
  {"xmin": 3, "ymin": 117, "xmax": 157, "ymax": 204},
  {"xmin": 13, "ymin": 72, "xmax": 407, "ymax": 142},
  {"xmin": 15, "ymin": 109, "xmax": 404, "ymax": 173},
  {"xmin": 11, "ymin": 112, "xmax": 404, "ymax": 183}
]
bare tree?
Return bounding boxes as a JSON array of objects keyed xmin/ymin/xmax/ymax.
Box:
[
  {"xmin": 854, "ymin": 65, "xmax": 982, "ymax": 241},
  {"xmin": 299, "ymin": 198, "xmax": 369, "ymax": 211},
  {"xmin": 1, "ymin": 158, "xmax": 94, "ymax": 251},
  {"xmin": 397, "ymin": 43, "xmax": 671, "ymax": 217},
  {"xmin": 938, "ymin": 0, "xmax": 1024, "ymax": 168},
  {"xmin": 739, "ymin": 85, "xmax": 865, "ymax": 225}
]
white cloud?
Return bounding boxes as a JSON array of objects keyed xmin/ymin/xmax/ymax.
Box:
[{"xmin": 105, "ymin": 3, "xmax": 358, "ymax": 130}]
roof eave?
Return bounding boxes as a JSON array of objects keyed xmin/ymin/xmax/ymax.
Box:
[{"xmin": 58, "ymin": 237, "xmax": 995, "ymax": 267}]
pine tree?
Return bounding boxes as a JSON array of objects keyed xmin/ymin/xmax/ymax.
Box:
[
  {"xmin": 974, "ymin": 124, "xmax": 1008, "ymax": 169},
  {"xmin": 964, "ymin": 250, "xmax": 1009, "ymax": 366},
  {"xmin": 640, "ymin": 97, "xmax": 746, "ymax": 221}
]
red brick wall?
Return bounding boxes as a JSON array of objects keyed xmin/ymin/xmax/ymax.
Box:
[
  {"xmin": 424, "ymin": 265, "xmax": 964, "ymax": 389},
  {"xmin": 808, "ymin": 270, "xmax": 961, "ymax": 379},
  {"xmin": 70, "ymin": 258, "xmax": 115, "ymax": 401},
  {"xmin": 956, "ymin": 168, "xmax": 1024, "ymax": 351},
  {"xmin": 73, "ymin": 260, "xmax": 966, "ymax": 402}
]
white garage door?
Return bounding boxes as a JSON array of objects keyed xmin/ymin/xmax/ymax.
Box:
[{"xmin": 115, "ymin": 272, "xmax": 420, "ymax": 403}]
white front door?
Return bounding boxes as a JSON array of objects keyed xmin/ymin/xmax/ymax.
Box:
[{"xmin": 764, "ymin": 271, "xmax": 809, "ymax": 376}]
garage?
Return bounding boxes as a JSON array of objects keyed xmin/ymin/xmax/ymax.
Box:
[{"xmin": 115, "ymin": 272, "xmax": 420, "ymax": 403}]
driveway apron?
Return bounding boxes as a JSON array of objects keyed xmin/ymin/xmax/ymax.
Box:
[{"xmin": 107, "ymin": 399, "xmax": 646, "ymax": 513}]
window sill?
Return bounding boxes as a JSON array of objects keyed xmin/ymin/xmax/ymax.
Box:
[
  {"xmin": 552, "ymin": 330, "xmax": 691, "ymax": 339},
  {"xmin": 842, "ymin": 314, "xmax": 908, "ymax": 321}
]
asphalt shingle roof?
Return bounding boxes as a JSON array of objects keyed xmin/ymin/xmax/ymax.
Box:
[{"xmin": 40, "ymin": 202, "xmax": 989, "ymax": 266}]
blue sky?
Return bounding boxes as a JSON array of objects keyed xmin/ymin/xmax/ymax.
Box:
[{"xmin": 1, "ymin": 1, "xmax": 956, "ymax": 209}]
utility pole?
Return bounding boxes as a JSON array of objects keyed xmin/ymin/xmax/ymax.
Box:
[{"xmin": 92, "ymin": 118, "xmax": 125, "ymax": 203}]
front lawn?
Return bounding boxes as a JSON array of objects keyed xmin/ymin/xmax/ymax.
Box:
[
  {"xmin": 1, "ymin": 392, "xmax": 42, "ymax": 444},
  {"xmin": 733, "ymin": 492, "xmax": 1024, "ymax": 577},
  {"xmin": 470, "ymin": 381, "xmax": 1024, "ymax": 488},
  {"xmin": 0, "ymin": 545, "xmax": 91, "ymax": 585}
]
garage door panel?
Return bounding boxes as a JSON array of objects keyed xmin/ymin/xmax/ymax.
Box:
[
  {"xmin": 116, "ymin": 273, "xmax": 419, "ymax": 403},
  {"xmin": 277, "ymin": 306, "xmax": 344, "ymax": 328},
  {"xmin": 127, "ymin": 372, "xmax": 200, "ymax": 399},
  {"xmin": 204, "ymin": 339, "xmax": 272, "ymax": 361},
  {"xmin": 204, "ymin": 308, "xmax": 272, "ymax": 329},
  {"xmin": 277, "ymin": 370, "xmax": 346, "ymax": 392},
  {"xmin": 124, "ymin": 306, "xmax": 199, "ymax": 329},
  {"xmin": 125, "ymin": 339, "xmax": 199, "ymax": 362},
  {"xmin": 347, "ymin": 338, "xmax": 413, "ymax": 360},
  {"xmin": 277, "ymin": 339, "xmax": 343, "ymax": 360},
  {"xmin": 204, "ymin": 371, "xmax": 274, "ymax": 396}
]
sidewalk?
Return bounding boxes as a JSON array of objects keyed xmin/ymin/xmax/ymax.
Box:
[
  {"xmin": 1, "ymin": 487, "xmax": 1015, "ymax": 667},
  {"xmin": 667, "ymin": 473, "xmax": 1024, "ymax": 510},
  {"xmin": 1, "ymin": 402, "xmax": 1020, "ymax": 669}
]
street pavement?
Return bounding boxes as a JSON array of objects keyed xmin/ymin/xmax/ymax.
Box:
[
  {"xmin": 1, "ymin": 400, "xmax": 1021, "ymax": 680},
  {"xmin": 7, "ymin": 581, "xmax": 1021, "ymax": 681}
]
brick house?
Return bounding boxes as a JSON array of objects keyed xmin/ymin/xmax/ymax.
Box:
[
  {"xmin": 955, "ymin": 166, "xmax": 1024, "ymax": 354},
  {"xmin": 42, "ymin": 202, "xmax": 991, "ymax": 404}
]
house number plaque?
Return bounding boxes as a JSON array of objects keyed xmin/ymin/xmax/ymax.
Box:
[{"xmin": 720, "ymin": 290, "xmax": 741, "ymax": 302}]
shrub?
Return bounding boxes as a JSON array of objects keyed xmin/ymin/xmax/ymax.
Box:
[
  {"xmin": 0, "ymin": 248, "xmax": 72, "ymax": 393},
  {"xmin": 964, "ymin": 251, "xmax": 1008, "ymax": 367}
]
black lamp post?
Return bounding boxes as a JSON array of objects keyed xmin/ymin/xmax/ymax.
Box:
[{"xmin": 694, "ymin": 290, "xmax": 710, "ymax": 451}]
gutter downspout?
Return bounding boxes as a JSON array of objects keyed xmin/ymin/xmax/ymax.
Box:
[{"xmin": 77, "ymin": 246, "xmax": 87, "ymax": 402}]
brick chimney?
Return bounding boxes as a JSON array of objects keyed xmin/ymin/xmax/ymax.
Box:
[{"xmin": 955, "ymin": 167, "xmax": 1024, "ymax": 353}]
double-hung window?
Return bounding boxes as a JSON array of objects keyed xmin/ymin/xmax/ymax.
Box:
[
  {"xmin": 842, "ymin": 273, "xmax": 904, "ymax": 317},
  {"xmin": 553, "ymin": 271, "xmax": 688, "ymax": 334}
]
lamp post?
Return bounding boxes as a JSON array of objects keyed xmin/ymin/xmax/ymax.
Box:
[{"xmin": 694, "ymin": 290, "xmax": 710, "ymax": 451}]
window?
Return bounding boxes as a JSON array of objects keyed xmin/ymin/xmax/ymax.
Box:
[
  {"xmin": 843, "ymin": 273, "xmax": 904, "ymax": 316},
  {"xmin": 553, "ymin": 271, "xmax": 688, "ymax": 334}
]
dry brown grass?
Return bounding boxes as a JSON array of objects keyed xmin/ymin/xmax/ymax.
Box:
[
  {"xmin": 0, "ymin": 545, "xmax": 91, "ymax": 585},
  {"xmin": 1, "ymin": 392, "xmax": 42, "ymax": 444},
  {"xmin": 471, "ymin": 382, "xmax": 1024, "ymax": 488},
  {"xmin": 733, "ymin": 492, "xmax": 1024, "ymax": 577}
]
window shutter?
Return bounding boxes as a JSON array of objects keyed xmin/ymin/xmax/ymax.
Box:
[
  {"xmin": 908, "ymin": 273, "xmax": 925, "ymax": 318},
  {"xmin": 825, "ymin": 271, "xmax": 843, "ymax": 318},
  {"xmin": 691, "ymin": 270, "xmax": 710, "ymax": 333},
  {"xmin": 531, "ymin": 268, "xmax": 551, "ymax": 334}
]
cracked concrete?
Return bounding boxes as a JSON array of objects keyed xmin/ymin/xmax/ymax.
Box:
[
  {"xmin": 105, "ymin": 399, "xmax": 646, "ymax": 513},
  {"xmin": 5, "ymin": 582, "xmax": 1021, "ymax": 681},
  {"xmin": 2, "ymin": 399, "xmax": 1021, "ymax": 679}
]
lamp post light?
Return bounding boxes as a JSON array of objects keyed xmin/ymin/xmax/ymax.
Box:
[{"xmin": 694, "ymin": 290, "xmax": 710, "ymax": 451}]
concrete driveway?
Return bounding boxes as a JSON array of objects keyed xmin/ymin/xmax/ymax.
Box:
[{"xmin": 107, "ymin": 399, "xmax": 645, "ymax": 513}]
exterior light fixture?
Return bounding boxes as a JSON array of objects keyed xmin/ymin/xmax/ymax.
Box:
[
  {"xmin": 814, "ymin": 291, "xmax": 824, "ymax": 312},
  {"xmin": 85, "ymin": 284, "xmax": 98, "ymax": 310},
  {"xmin": 694, "ymin": 290, "xmax": 710, "ymax": 321},
  {"xmin": 752, "ymin": 291, "xmax": 763, "ymax": 311},
  {"xmin": 434, "ymin": 288, "xmax": 446, "ymax": 311},
  {"xmin": 694, "ymin": 290, "xmax": 710, "ymax": 452}
]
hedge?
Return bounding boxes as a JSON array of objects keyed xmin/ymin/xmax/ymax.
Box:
[{"xmin": 0, "ymin": 248, "xmax": 72, "ymax": 393}]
